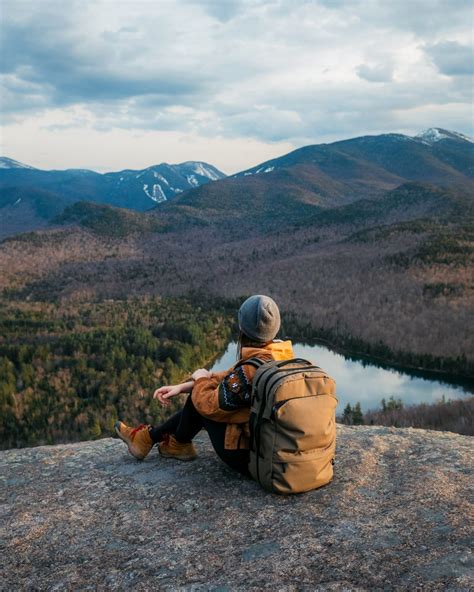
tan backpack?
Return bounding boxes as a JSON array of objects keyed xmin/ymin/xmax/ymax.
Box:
[{"xmin": 247, "ymin": 357, "xmax": 337, "ymax": 494}]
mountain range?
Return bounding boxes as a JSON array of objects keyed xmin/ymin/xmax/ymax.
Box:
[
  {"xmin": 157, "ymin": 128, "xmax": 472, "ymax": 229},
  {"xmin": 0, "ymin": 127, "xmax": 473, "ymax": 378},
  {"xmin": 1, "ymin": 127, "xmax": 472, "ymax": 239},
  {"xmin": 0, "ymin": 159, "xmax": 225, "ymax": 238}
]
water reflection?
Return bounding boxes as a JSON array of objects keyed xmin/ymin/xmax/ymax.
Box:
[{"xmin": 210, "ymin": 341, "xmax": 472, "ymax": 412}]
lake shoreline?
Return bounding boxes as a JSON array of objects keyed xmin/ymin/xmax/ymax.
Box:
[
  {"xmin": 211, "ymin": 338, "xmax": 472, "ymax": 415},
  {"xmin": 293, "ymin": 335, "xmax": 474, "ymax": 392},
  {"xmin": 210, "ymin": 334, "xmax": 474, "ymax": 393}
]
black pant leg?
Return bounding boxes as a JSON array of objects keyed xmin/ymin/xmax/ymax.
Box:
[
  {"xmin": 174, "ymin": 395, "xmax": 204, "ymax": 443},
  {"xmin": 150, "ymin": 396, "xmax": 250, "ymax": 476},
  {"xmin": 149, "ymin": 411, "xmax": 181, "ymax": 443},
  {"xmin": 149, "ymin": 394, "xmax": 204, "ymax": 443}
]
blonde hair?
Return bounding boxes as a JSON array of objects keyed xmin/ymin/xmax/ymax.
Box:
[{"xmin": 236, "ymin": 330, "xmax": 271, "ymax": 362}]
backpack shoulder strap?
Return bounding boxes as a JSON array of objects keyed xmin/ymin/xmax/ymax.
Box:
[
  {"xmin": 233, "ymin": 356, "xmax": 268, "ymax": 370},
  {"xmin": 274, "ymin": 357, "xmax": 315, "ymax": 368}
]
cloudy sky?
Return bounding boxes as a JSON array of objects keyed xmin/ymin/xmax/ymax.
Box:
[{"xmin": 1, "ymin": 0, "xmax": 473, "ymax": 173}]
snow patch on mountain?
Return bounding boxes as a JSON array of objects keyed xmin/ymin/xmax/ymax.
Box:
[
  {"xmin": 143, "ymin": 184, "xmax": 167, "ymax": 203},
  {"xmin": 255, "ymin": 165, "xmax": 276, "ymax": 174},
  {"xmin": 154, "ymin": 172, "xmax": 169, "ymax": 186},
  {"xmin": 0, "ymin": 157, "xmax": 36, "ymax": 169},
  {"xmin": 417, "ymin": 129, "xmax": 450, "ymax": 143},
  {"xmin": 192, "ymin": 163, "xmax": 221, "ymax": 181},
  {"xmin": 453, "ymin": 131, "xmax": 474, "ymax": 143},
  {"xmin": 416, "ymin": 128, "xmax": 474, "ymax": 144},
  {"xmin": 186, "ymin": 175, "xmax": 199, "ymax": 187},
  {"xmin": 155, "ymin": 184, "xmax": 167, "ymax": 202}
]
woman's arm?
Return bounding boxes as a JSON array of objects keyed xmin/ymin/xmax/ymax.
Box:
[
  {"xmin": 153, "ymin": 367, "xmax": 226, "ymax": 407},
  {"xmin": 191, "ymin": 363, "xmax": 259, "ymax": 423},
  {"xmin": 178, "ymin": 380, "xmax": 195, "ymax": 393},
  {"xmin": 153, "ymin": 380, "xmax": 194, "ymax": 406}
]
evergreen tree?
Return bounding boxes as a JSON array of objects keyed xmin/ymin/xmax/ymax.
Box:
[
  {"xmin": 352, "ymin": 402, "xmax": 364, "ymax": 425},
  {"xmin": 381, "ymin": 396, "xmax": 404, "ymax": 412},
  {"xmin": 0, "ymin": 297, "xmax": 233, "ymax": 449},
  {"xmin": 342, "ymin": 403, "xmax": 353, "ymax": 425}
]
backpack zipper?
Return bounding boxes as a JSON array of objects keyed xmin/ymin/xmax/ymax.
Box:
[{"xmin": 271, "ymin": 393, "xmax": 334, "ymax": 419}]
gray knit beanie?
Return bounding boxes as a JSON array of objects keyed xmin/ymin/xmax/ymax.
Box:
[{"xmin": 238, "ymin": 295, "xmax": 281, "ymax": 343}]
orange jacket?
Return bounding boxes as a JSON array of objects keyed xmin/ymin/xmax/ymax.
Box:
[{"xmin": 192, "ymin": 341, "xmax": 294, "ymax": 449}]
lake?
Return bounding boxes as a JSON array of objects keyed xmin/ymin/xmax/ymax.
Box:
[{"xmin": 210, "ymin": 341, "xmax": 473, "ymax": 412}]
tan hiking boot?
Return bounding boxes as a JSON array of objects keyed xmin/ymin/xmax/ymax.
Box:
[
  {"xmin": 115, "ymin": 421, "xmax": 154, "ymax": 460},
  {"xmin": 159, "ymin": 434, "xmax": 198, "ymax": 461}
]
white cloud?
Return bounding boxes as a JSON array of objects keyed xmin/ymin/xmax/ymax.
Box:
[
  {"xmin": 425, "ymin": 40, "xmax": 474, "ymax": 76},
  {"xmin": 356, "ymin": 62, "xmax": 394, "ymax": 83},
  {"xmin": 1, "ymin": 0, "xmax": 472, "ymax": 171},
  {"xmin": 1, "ymin": 108, "xmax": 295, "ymax": 174}
]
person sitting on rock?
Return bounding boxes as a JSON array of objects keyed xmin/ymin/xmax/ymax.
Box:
[{"xmin": 115, "ymin": 295, "xmax": 294, "ymax": 475}]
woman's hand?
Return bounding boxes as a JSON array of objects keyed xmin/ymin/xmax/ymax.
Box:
[
  {"xmin": 192, "ymin": 368, "xmax": 212, "ymax": 381},
  {"xmin": 153, "ymin": 384, "xmax": 183, "ymax": 406}
]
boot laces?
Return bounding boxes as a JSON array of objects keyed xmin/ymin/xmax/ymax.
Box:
[{"xmin": 129, "ymin": 424, "xmax": 148, "ymax": 440}]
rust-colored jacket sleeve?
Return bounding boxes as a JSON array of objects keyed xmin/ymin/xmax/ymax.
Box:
[
  {"xmin": 191, "ymin": 363, "xmax": 258, "ymax": 424},
  {"xmin": 210, "ymin": 369, "xmax": 231, "ymax": 382}
]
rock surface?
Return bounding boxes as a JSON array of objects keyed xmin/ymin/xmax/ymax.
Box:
[{"xmin": 1, "ymin": 425, "xmax": 472, "ymax": 591}]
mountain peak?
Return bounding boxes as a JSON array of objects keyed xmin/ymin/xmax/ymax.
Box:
[
  {"xmin": 0, "ymin": 156, "xmax": 36, "ymax": 170},
  {"xmin": 176, "ymin": 161, "xmax": 225, "ymax": 181},
  {"xmin": 0, "ymin": 158, "xmax": 226, "ymax": 212},
  {"xmin": 415, "ymin": 128, "xmax": 473, "ymax": 144}
]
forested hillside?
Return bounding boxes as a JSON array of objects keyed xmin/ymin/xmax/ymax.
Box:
[
  {"xmin": 1, "ymin": 182, "xmax": 472, "ymax": 378},
  {"xmin": 160, "ymin": 129, "xmax": 473, "ymax": 229},
  {"xmin": 0, "ymin": 298, "xmax": 232, "ymax": 449},
  {"xmin": 1, "ymin": 131, "xmax": 472, "ymax": 449},
  {"xmin": 2, "ymin": 129, "xmax": 472, "ymax": 238}
]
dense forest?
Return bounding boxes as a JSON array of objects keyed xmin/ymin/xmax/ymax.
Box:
[
  {"xmin": 0, "ymin": 179, "xmax": 472, "ymax": 449},
  {"xmin": 1, "ymin": 185, "xmax": 472, "ymax": 378},
  {"xmin": 0, "ymin": 297, "xmax": 233, "ymax": 449}
]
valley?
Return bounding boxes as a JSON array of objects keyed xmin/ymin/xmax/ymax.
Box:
[
  {"xmin": 1, "ymin": 180, "xmax": 472, "ymax": 376},
  {"xmin": 0, "ymin": 128, "xmax": 473, "ymax": 448}
]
